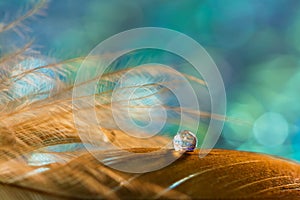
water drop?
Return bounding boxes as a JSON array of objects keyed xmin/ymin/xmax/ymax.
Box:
[{"xmin": 173, "ymin": 130, "xmax": 197, "ymax": 152}]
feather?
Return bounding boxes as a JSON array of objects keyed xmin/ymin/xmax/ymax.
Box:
[
  {"xmin": 1, "ymin": 1, "xmax": 300, "ymax": 199},
  {"xmin": 0, "ymin": 0, "xmax": 48, "ymax": 35}
]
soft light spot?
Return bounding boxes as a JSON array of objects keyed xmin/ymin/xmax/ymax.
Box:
[
  {"xmin": 12, "ymin": 57, "xmax": 56, "ymax": 100},
  {"xmin": 253, "ymin": 112, "xmax": 289, "ymax": 147}
]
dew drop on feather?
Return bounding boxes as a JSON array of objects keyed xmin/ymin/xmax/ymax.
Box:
[{"xmin": 173, "ymin": 130, "xmax": 197, "ymax": 152}]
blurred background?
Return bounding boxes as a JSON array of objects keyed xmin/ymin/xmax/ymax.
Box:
[{"xmin": 1, "ymin": 0, "xmax": 300, "ymax": 161}]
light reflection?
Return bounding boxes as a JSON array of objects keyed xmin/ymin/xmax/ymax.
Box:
[
  {"xmin": 12, "ymin": 57, "xmax": 56, "ymax": 100},
  {"xmin": 28, "ymin": 153, "xmax": 65, "ymax": 166}
]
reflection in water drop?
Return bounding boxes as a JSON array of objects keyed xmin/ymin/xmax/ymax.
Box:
[{"xmin": 173, "ymin": 130, "xmax": 197, "ymax": 152}]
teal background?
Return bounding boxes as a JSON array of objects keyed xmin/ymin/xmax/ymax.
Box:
[{"xmin": 1, "ymin": 0, "xmax": 300, "ymax": 161}]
